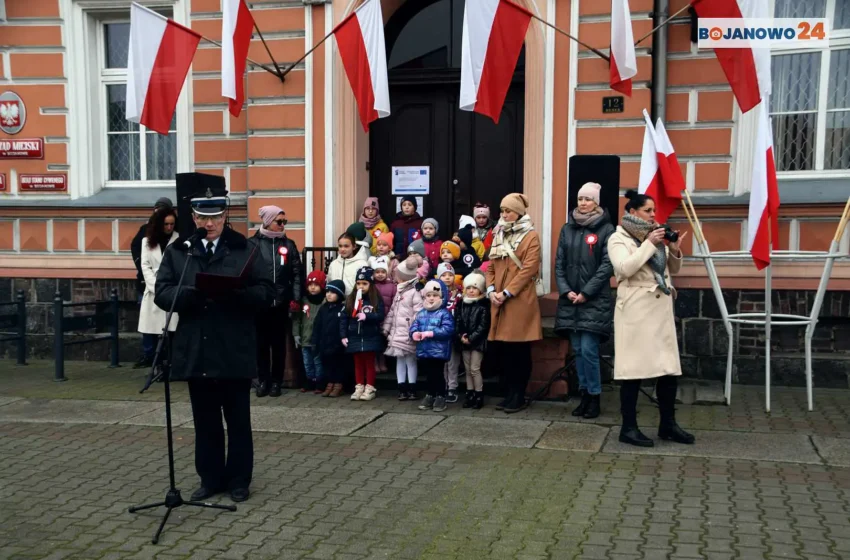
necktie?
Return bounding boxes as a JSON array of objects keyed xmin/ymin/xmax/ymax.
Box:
[{"xmin": 206, "ymin": 241, "xmax": 214, "ymax": 256}]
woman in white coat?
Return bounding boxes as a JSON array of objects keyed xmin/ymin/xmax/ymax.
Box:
[
  {"xmin": 607, "ymin": 190, "xmax": 694, "ymax": 448},
  {"xmin": 138, "ymin": 207, "xmax": 179, "ymax": 357}
]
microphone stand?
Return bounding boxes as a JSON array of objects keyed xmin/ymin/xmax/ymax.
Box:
[{"xmin": 129, "ymin": 246, "xmax": 236, "ymax": 545}]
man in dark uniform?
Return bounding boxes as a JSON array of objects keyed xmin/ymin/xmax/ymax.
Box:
[{"xmin": 155, "ymin": 188, "xmax": 274, "ymax": 503}]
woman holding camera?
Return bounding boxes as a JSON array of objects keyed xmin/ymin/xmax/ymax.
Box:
[{"xmin": 607, "ymin": 190, "xmax": 694, "ymax": 447}]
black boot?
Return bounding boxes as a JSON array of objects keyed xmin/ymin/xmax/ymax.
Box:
[
  {"xmin": 656, "ymin": 376, "xmax": 695, "ymax": 444},
  {"xmin": 398, "ymin": 382, "xmax": 408, "ymax": 401},
  {"xmin": 619, "ymin": 381, "xmax": 653, "ymax": 447},
  {"xmin": 256, "ymin": 381, "xmax": 269, "ymax": 398},
  {"xmin": 495, "ymin": 390, "xmax": 513, "ymax": 411},
  {"xmin": 269, "ymin": 382, "xmax": 282, "ymax": 397},
  {"xmin": 583, "ymin": 394, "xmax": 601, "ymax": 419},
  {"xmin": 462, "ymin": 390, "xmax": 475, "ymax": 408},
  {"xmin": 406, "ymin": 382, "xmax": 417, "ymax": 400},
  {"xmin": 572, "ymin": 389, "xmax": 590, "ymax": 417},
  {"xmin": 473, "ymin": 391, "xmax": 484, "ymax": 410},
  {"xmin": 503, "ymin": 392, "xmax": 527, "ymax": 414}
]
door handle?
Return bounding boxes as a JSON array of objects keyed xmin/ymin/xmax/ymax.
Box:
[{"xmin": 452, "ymin": 179, "xmax": 458, "ymax": 186}]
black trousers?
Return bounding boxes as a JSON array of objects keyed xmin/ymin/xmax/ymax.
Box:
[
  {"xmin": 489, "ymin": 341, "xmax": 532, "ymax": 398},
  {"xmin": 419, "ymin": 358, "xmax": 447, "ymax": 397},
  {"xmin": 620, "ymin": 375, "xmax": 679, "ymax": 428},
  {"xmin": 256, "ymin": 306, "xmax": 289, "ymax": 384},
  {"xmin": 322, "ymin": 353, "xmax": 347, "ymax": 384},
  {"xmin": 187, "ymin": 378, "xmax": 253, "ymax": 490}
]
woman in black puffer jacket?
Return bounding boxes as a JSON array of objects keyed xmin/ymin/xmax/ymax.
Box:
[{"xmin": 554, "ymin": 183, "xmax": 615, "ymax": 419}]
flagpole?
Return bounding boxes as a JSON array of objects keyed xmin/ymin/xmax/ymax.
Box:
[
  {"xmin": 633, "ymin": 0, "xmax": 701, "ymax": 47},
  {"xmin": 529, "ymin": 12, "xmax": 610, "ymax": 62},
  {"xmin": 279, "ymin": 29, "xmax": 335, "ymax": 80},
  {"xmin": 833, "ymin": 195, "xmax": 850, "ymax": 243},
  {"xmin": 253, "ymin": 23, "xmax": 284, "ymax": 79},
  {"xmin": 199, "ymin": 35, "xmax": 283, "ymax": 80}
]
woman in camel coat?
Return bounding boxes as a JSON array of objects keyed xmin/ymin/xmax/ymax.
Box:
[
  {"xmin": 607, "ymin": 190, "xmax": 693, "ymax": 448},
  {"xmin": 485, "ymin": 193, "xmax": 542, "ymax": 414}
]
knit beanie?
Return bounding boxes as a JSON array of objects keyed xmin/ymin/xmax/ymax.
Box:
[
  {"xmin": 395, "ymin": 255, "xmax": 419, "ymax": 282},
  {"xmin": 326, "ymin": 280, "xmax": 346, "ymax": 299},
  {"xmin": 458, "ymin": 215, "xmax": 475, "ymax": 231},
  {"xmin": 363, "ymin": 197, "xmax": 380, "ymax": 213},
  {"xmin": 473, "ymin": 203, "xmax": 490, "ymax": 219},
  {"xmin": 500, "ymin": 193, "xmax": 529, "ymax": 216},
  {"xmin": 436, "ymin": 262, "xmax": 455, "ymax": 279},
  {"xmin": 401, "ymin": 195, "xmax": 418, "ymax": 211},
  {"xmin": 408, "ymin": 238, "xmax": 426, "ymax": 258},
  {"xmin": 440, "ymin": 241, "xmax": 460, "ymax": 260},
  {"xmin": 155, "ymin": 197, "xmax": 174, "ymax": 210},
  {"xmin": 369, "ymin": 256, "xmax": 390, "ymax": 272},
  {"xmin": 422, "ymin": 218, "xmax": 439, "ymax": 234},
  {"xmin": 457, "ymin": 225, "xmax": 473, "ymax": 248},
  {"xmin": 306, "ymin": 270, "xmax": 327, "ymax": 290},
  {"xmin": 463, "ymin": 272, "xmax": 486, "ymax": 294},
  {"xmin": 424, "ymin": 280, "xmax": 444, "ymax": 298},
  {"xmin": 377, "ymin": 231, "xmax": 394, "ymax": 249},
  {"xmin": 577, "ymin": 182, "xmax": 602, "ymax": 205},
  {"xmin": 346, "ymin": 221, "xmax": 368, "ymax": 241},
  {"xmin": 259, "ymin": 205, "xmax": 285, "ymax": 227},
  {"xmin": 356, "ymin": 266, "xmax": 374, "ymax": 284}
]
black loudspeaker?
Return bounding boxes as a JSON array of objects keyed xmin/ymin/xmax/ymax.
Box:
[
  {"xmin": 567, "ymin": 155, "xmax": 621, "ymax": 225},
  {"xmin": 175, "ymin": 172, "xmax": 227, "ymax": 239}
]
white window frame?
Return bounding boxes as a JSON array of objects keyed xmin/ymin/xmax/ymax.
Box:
[{"xmin": 65, "ymin": 0, "xmax": 193, "ymax": 200}]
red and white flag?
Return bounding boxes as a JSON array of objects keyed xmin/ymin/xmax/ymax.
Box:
[
  {"xmin": 693, "ymin": 0, "xmax": 771, "ymax": 114},
  {"xmin": 747, "ymin": 99, "xmax": 780, "ymax": 270},
  {"xmin": 222, "ymin": 0, "xmax": 255, "ymax": 118},
  {"xmin": 638, "ymin": 110, "xmax": 685, "ymax": 225},
  {"xmin": 460, "ymin": 0, "xmax": 532, "ymax": 123},
  {"xmin": 126, "ymin": 3, "xmax": 200, "ymax": 135},
  {"xmin": 609, "ymin": 0, "xmax": 637, "ymax": 96},
  {"xmin": 334, "ymin": 0, "xmax": 390, "ymax": 132}
]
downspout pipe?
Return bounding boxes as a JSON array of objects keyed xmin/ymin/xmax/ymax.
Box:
[{"xmin": 651, "ymin": 0, "xmax": 669, "ymax": 124}]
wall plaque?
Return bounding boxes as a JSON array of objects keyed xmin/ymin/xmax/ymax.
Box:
[
  {"xmin": 602, "ymin": 96, "xmax": 625, "ymax": 114},
  {"xmin": 0, "ymin": 91, "xmax": 26, "ymax": 134},
  {"xmin": 19, "ymin": 174, "xmax": 67, "ymax": 193},
  {"xmin": 0, "ymin": 138, "xmax": 43, "ymax": 159}
]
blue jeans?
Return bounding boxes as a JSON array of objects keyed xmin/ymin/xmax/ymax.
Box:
[
  {"xmin": 302, "ymin": 346, "xmax": 324, "ymax": 384},
  {"xmin": 569, "ymin": 331, "xmax": 601, "ymax": 395},
  {"xmin": 137, "ymin": 292, "xmax": 157, "ymax": 359}
]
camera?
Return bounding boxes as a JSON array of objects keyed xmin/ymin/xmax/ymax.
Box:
[{"xmin": 660, "ymin": 224, "xmax": 679, "ymax": 243}]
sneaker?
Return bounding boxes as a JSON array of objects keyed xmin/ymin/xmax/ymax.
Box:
[
  {"xmin": 360, "ymin": 385, "xmax": 377, "ymax": 401},
  {"xmin": 418, "ymin": 394, "xmax": 435, "ymax": 410},
  {"xmin": 432, "ymin": 396, "xmax": 447, "ymax": 412},
  {"xmin": 351, "ymin": 384, "xmax": 365, "ymax": 401},
  {"xmin": 445, "ymin": 389, "xmax": 459, "ymax": 403},
  {"xmin": 256, "ymin": 381, "xmax": 269, "ymax": 398},
  {"xmin": 269, "ymin": 382, "xmax": 282, "ymax": 397}
]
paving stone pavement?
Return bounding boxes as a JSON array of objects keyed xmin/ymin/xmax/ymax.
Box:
[{"xmin": 4, "ymin": 361, "xmax": 850, "ymax": 559}]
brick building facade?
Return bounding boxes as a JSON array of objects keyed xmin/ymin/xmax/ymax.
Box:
[{"xmin": 1, "ymin": 0, "xmax": 848, "ymax": 384}]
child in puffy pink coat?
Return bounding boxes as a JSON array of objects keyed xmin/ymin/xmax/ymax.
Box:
[{"xmin": 383, "ymin": 254, "xmax": 425, "ymax": 400}]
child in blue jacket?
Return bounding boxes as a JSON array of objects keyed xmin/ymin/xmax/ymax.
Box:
[
  {"xmin": 340, "ymin": 266, "xmax": 385, "ymax": 402},
  {"xmin": 410, "ymin": 279, "xmax": 455, "ymax": 412}
]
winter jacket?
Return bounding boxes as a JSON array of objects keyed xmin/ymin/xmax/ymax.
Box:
[
  {"xmin": 389, "ymin": 212, "xmax": 424, "ymax": 256},
  {"xmin": 131, "ymin": 223, "xmax": 148, "ymax": 293},
  {"xmin": 311, "ymin": 300, "xmax": 346, "ymax": 356},
  {"xmin": 383, "ymin": 278, "xmax": 423, "ymax": 357},
  {"xmin": 451, "ymin": 249, "xmax": 482, "ymax": 279},
  {"xmin": 138, "ymin": 231, "xmax": 179, "ymax": 334},
  {"xmin": 367, "ymin": 221, "xmax": 390, "ymax": 255},
  {"xmin": 410, "ymin": 282, "xmax": 455, "ymax": 361},
  {"xmin": 554, "ymin": 211, "xmax": 616, "ymax": 340},
  {"xmin": 340, "ymin": 294, "xmax": 386, "ymax": 354},
  {"xmin": 456, "ymin": 296, "xmax": 490, "ymax": 352},
  {"xmin": 374, "ymin": 279, "xmax": 397, "ymax": 313},
  {"xmin": 422, "ymin": 236, "xmax": 443, "ymax": 272},
  {"xmin": 327, "ymin": 250, "xmax": 369, "ymax": 296},
  {"xmin": 249, "ymin": 231, "xmax": 302, "ymax": 307},
  {"xmin": 292, "ymin": 297, "xmax": 325, "ymax": 347},
  {"xmin": 155, "ymin": 227, "xmax": 275, "ymax": 381}
]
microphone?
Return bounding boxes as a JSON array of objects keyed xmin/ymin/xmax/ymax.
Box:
[{"xmin": 182, "ymin": 227, "xmax": 209, "ymax": 249}]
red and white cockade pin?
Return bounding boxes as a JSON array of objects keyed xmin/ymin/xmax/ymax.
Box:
[
  {"xmin": 372, "ymin": 230, "xmax": 382, "ymax": 238},
  {"xmin": 585, "ymin": 233, "xmax": 598, "ymax": 255},
  {"xmin": 278, "ymin": 245, "xmax": 288, "ymax": 265},
  {"xmin": 302, "ymin": 303, "xmax": 310, "ymax": 317}
]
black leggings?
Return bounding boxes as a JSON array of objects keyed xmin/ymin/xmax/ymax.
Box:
[
  {"xmin": 419, "ymin": 358, "xmax": 447, "ymax": 397},
  {"xmin": 322, "ymin": 354, "xmax": 348, "ymax": 384},
  {"xmin": 620, "ymin": 375, "xmax": 679, "ymax": 427},
  {"xmin": 256, "ymin": 306, "xmax": 288, "ymax": 384},
  {"xmin": 490, "ymin": 341, "xmax": 533, "ymax": 397}
]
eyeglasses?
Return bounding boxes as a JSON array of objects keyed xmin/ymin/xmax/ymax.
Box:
[
  {"xmin": 194, "ymin": 214, "xmax": 225, "ymax": 223},
  {"xmin": 274, "ymin": 219, "xmax": 288, "ymax": 226}
]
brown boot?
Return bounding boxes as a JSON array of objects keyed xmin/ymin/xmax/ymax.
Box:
[
  {"xmin": 329, "ymin": 384, "xmax": 343, "ymax": 398},
  {"xmin": 321, "ymin": 383, "xmax": 334, "ymax": 397}
]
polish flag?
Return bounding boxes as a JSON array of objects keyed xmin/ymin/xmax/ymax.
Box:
[
  {"xmin": 222, "ymin": 0, "xmax": 255, "ymax": 118},
  {"xmin": 693, "ymin": 0, "xmax": 770, "ymax": 114},
  {"xmin": 638, "ymin": 110, "xmax": 685, "ymax": 225},
  {"xmin": 460, "ymin": 0, "xmax": 533, "ymax": 124},
  {"xmin": 126, "ymin": 3, "xmax": 200, "ymax": 135},
  {"xmin": 747, "ymin": 100, "xmax": 780, "ymax": 270},
  {"xmin": 334, "ymin": 0, "xmax": 390, "ymax": 132},
  {"xmin": 609, "ymin": 0, "xmax": 637, "ymax": 96}
]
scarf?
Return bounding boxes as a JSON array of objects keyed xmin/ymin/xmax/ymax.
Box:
[
  {"xmin": 307, "ymin": 292, "xmax": 325, "ymax": 305},
  {"xmin": 259, "ymin": 227, "xmax": 286, "ymax": 239},
  {"xmin": 463, "ymin": 294, "xmax": 485, "ymax": 305},
  {"xmin": 359, "ymin": 212, "xmax": 380, "ymax": 229},
  {"xmin": 571, "ymin": 206, "xmax": 605, "ymax": 228},
  {"xmin": 620, "ymin": 213, "xmax": 670, "ymax": 295},
  {"xmin": 489, "ymin": 214, "xmax": 535, "ymax": 261}
]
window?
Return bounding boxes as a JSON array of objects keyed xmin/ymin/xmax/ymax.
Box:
[
  {"xmin": 100, "ymin": 20, "xmax": 177, "ymax": 184},
  {"xmin": 770, "ymin": 0, "xmax": 850, "ymax": 173}
]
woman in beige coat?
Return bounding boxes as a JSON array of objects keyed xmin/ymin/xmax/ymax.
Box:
[
  {"xmin": 485, "ymin": 193, "xmax": 543, "ymax": 414},
  {"xmin": 608, "ymin": 190, "xmax": 694, "ymax": 448},
  {"xmin": 138, "ymin": 208, "xmax": 179, "ymax": 352}
]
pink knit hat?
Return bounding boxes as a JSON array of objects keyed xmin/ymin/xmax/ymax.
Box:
[
  {"xmin": 259, "ymin": 205, "xmax": 285, "ymax": 227},
  {"xmin": 363, "ymin": 197, "xmax": 380, "ymax": 212},
  {"xmin": 577, "ymin": 182, "xmax": 602, "ymax": 204}
]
